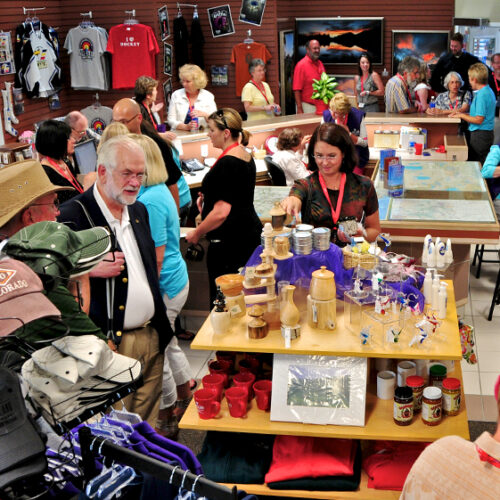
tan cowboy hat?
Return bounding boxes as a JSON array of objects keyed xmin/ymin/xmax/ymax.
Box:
[{"xmin": 0, "ymin": 160, "xmax": 70, "ymax": 227}]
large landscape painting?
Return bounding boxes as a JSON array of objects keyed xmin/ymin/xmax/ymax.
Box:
[{"xmin": 296, "ymin": 18, "xmax": 383, "ymax": 65}]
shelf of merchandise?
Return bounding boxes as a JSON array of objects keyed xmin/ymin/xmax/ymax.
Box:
[
  {"xmin": 189, "ymin": 281, "xmax": 462, "ymax": 360},
  {"xmin": 180, "ymin": 280, "xmax": 467, "ymax": 499}
]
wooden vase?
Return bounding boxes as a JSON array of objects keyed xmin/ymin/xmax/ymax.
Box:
[{"xmin": 280, "ymin": 285, "xmax": 300, "ymax": 327}]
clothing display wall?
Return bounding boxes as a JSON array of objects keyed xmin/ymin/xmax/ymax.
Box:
[{"xmin": 80, "ymin": 104, "xmax": 113, "ymax": 135}]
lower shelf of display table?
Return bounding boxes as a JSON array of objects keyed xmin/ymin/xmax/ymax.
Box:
[
  {"xmin": 179, "ymin": 364, "xmax": 469, "ymax": 442},
  {"xmin": 220, "ymin": 472, "xmax": 401, "ymax": 500}
]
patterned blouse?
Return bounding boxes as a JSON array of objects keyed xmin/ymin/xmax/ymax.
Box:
[
  {"xmin": 435, "ymin": 90, "xmax": 472, "ymax": 111},
  {"xmin": 289, "ymin": 171, "xmax": 379, "ymax": 243}
]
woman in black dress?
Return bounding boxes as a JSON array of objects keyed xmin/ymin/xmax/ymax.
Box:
[{"xmin": 185, "ymin": 108, "xmax": 262, "ymax": 305}]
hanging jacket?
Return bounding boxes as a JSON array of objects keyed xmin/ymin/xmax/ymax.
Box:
[
  {"xmin": 15, "ymin": 22, "xmax": 62, "ymax": 98},
  {"xmin": 173, "ymin": 16, "xmax": 189, "ymax": 69},
  {"xmin": 189, "ymin": 17, "xmax": 204, "ymax": 68}
]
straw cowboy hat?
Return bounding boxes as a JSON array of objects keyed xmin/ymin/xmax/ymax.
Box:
[{"xmin": 0, "ymin": 160, "xmax": 70, "ymax": 227}]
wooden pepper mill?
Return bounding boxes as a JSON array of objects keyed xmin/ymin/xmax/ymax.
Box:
[{"xmin": 247, "ymin": 305, "xmax": 269, "ymax": 339}]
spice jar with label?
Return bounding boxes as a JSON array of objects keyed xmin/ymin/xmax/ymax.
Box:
[
  {"xmin": 393, "ymin": 386, "xmax": 414, "ymax": 426},
  {"xmin": 442, "ymin": 377, "xmax": 461, "ymax": 416},
  {"xmin": 429, "ymin": 364, "xmax": 447, "ymax": 389},
  {"xmin": 422, "ymin": 386, "xmax": 442, "ymax": 426},
  {"xmin": 406, "ymin": 375, "xmax": 425, "ymax": 413}
]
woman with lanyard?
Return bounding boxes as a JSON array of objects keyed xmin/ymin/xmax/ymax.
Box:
[
  {"xmin": 35, "ymin": 120, "xmax": 83, "ymax": 204},
  {"xmin": 322, "ymin": 92, "xmax": 369, "ymax": 175},
  {"xmin": 167, "ymin": 64, "xmax": 217, "ymax": 132},
  {"xmin": 426, "ymin": 71, "xmax": 472, "ymax": 116},
  {"xmin": 185, "ymin": 108, "xmax": 262, "ymax": 306},
  {"xmin": 354, "ymin": 52, "xmax": 384, "ymax": 112},
  {"xmin": 241, "ymin": 58, "xmax": 281, "ymax": 121},
  {"xmin": 281, "ymin": 123, "xmax": 380, "ymax": 245}
]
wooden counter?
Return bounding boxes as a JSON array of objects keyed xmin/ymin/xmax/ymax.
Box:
[{"xmin": 173, "ymin": 112, "xmax": 460, "ymax": 161}]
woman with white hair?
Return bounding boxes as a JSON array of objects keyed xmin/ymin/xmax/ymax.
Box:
[
  {"xmin": 241, "ymin": 58, "xmax": 280, "ymax": 121},
  {"xmin": 167, "ymin": 64, "xmax": 217, "ymax": 131},
  {"xmin": 426, "ymin": 71, "xmax": 471, "ymax": 115}
]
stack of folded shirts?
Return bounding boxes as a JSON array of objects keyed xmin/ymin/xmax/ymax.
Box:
[
  {"xmin": 265, "ymin": 436, "xmax": 361, "ymax": 491},
  {"xmin": 198, "ymin": 432, "xmax": 274, "ymax": 484},
  {"xmin": 22, "ymin": 335, "xmax": 141, "ymax": 425},
  {"xmin": 363, "ymin": 441, "xmax": 430, "ymax": 490}
]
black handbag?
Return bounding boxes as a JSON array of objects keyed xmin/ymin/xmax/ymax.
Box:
[{"xmin": 185, "ymin": 243, "xmax": 205, "ymax": 262}]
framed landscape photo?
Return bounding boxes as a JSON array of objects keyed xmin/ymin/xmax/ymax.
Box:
[
  {"xmin": 392, "ymin": 31, "xmax": 449, "ymax": 74},
  {"xmin": 329, "ymin": 74, "xmax": 357, "ymax": 96},
  {"xmin": 270, "ymin": 355, "xmax": 368, "ymax": 427},
  {"xmin": 295, "ymin": 18, "xmax": 383, "ymax": 65}
]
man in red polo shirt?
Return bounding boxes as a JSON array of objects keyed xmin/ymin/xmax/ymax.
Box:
[{"xmin": 293, "ymin": 40, "xmax": 325, "ymax": 114}]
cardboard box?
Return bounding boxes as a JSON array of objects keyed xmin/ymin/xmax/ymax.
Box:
[{"xmin": 444, "ymin": 134, "xmax": 468, "ymax": 161}]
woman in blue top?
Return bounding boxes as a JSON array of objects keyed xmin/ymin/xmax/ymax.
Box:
[
  {"xmin": 481, "ymin": 144, "xmax": 500, "ymax": 219},
  {"xmin": 451, "ymin": 63, "xmax": 496, "ymax": 164},
  {"xmin": 135, "ymin": 134, "xmax": 192, "ymax": 439}
]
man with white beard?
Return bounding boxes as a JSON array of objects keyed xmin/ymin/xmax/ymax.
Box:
[
  {"xmin": 384, "ymin": 56, "xmax": 421, "ymax": 114},
  {"xmin": 58, "ymin": 135, "xmax": 174, "ymax": 428}
]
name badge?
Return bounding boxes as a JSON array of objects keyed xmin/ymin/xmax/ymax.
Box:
[{"xmin": 358, "ymin": 102, "xmax": 365, "ymax": 108}]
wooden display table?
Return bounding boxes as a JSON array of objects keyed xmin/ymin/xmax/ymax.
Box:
[{"xmin": 180, "ymin": 281, "xmax": 468, "ymax": 499}]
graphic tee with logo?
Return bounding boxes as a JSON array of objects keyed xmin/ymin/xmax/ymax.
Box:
[
  {"xmin": 64, "ymin": 26, "xmax": 108, "ymax": 90},
  {"xmin": 230, "ymin": 42, "xmax": 271, "ymax": 96},
  {"xmin": 80, "ymin": 105, "xmax": 113, "ymax": 135},
  {"xmin": 106, "ymin": 24, "xmax": 159, "ymax": 89}
]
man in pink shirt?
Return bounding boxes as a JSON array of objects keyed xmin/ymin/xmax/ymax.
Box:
[{"xmin": 293, "ymin": 40, "xmax": 325, "ymax": 114}]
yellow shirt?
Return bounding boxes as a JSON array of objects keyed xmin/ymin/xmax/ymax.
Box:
[{"xmin": 241, "ymin": 81, "xmax": 274, "ymax": 121}]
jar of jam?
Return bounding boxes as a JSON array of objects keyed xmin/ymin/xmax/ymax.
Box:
[
  {"xmin": 422, "ymin": 386, "xmax": 442, "ymax": 426},
  {"xmin": 394, "ymin": 386, "xmax": 413, "ymax": 426},
  {"xmin": 429, "ymin": 364, "xmax": 447, "ymax": 389},
  {"xmin": 406, "ymin": 375, "xmax": 425, "ymax": 413},
  {"xmin": 442, "ymin": 377, "xmax": 461, "ymax": 416}
]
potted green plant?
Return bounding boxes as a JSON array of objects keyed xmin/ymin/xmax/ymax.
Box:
[{"xmin": 311, "ymin": 73, "xmax": 339, "ymax": 114}]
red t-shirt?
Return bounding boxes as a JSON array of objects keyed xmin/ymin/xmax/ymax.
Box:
[
  {"xmin": 107, "ymin": 24, "xmax": 159, "ymax": 89},
  {"xmin": 231, "ymin": 42, "xmax": 272, "ymax": 96},
  {"xmin": 293, "ymin": 54, "xmax": 326, "ymax": 106}
]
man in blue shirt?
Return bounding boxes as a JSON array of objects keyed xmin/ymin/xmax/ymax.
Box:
[{"xmin": 451, "ymin": 63, "xmax": 496, "ymax": 164}]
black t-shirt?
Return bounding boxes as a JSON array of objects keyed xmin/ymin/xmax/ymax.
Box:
[
  {"xmin": 201, "ymin": 155, "xmax": 262, "ymax": 242},
  {"xmin": 141, "ymin": 123, "xmax": 181, "ymax": 186}
]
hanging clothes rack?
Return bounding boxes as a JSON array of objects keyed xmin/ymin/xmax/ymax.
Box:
[
  {"xmin": 124, "ymin": 9, "xmax": 139, "ymax": 24},
  {"xmin": 244, "ymin": 29, "xmax": 254, "ymax": 45},
  {"xmin": 78, "ymin": 427, "xmax": 239, "ymax": 500},
  {"xmin": 22, "ymin": 6, "xmax": 45, "ymax": 21},
  {"xmin": 177, "ymin": 3, "xmax": 198, "ymax": 18},
  {"xmin": 80, "ymin": 11, "xmax": 94, "ymax": 28}
]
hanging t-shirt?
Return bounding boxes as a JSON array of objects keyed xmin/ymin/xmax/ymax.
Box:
[
  {"xmin": 230, "ymin": 42, "xmax": 271, "ymax": 96},
  {"xmin": 80, "ymin": 105, "xmax": 113, "ymax": 135},
  {"xmin": 106, "ymin": 23, "xmax": 159, "ymax": 89},
  {"xmin": 15, "ymin": 22, "xmax": 62, "ymax": 98},
  {"xmin": 64, "ymin": 26, "xmax": 108, "ymax": 90}
]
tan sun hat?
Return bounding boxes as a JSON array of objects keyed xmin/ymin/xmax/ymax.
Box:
[{"xmin": 0, "ymin": 159, "xmax": 71, "ymax": 227}]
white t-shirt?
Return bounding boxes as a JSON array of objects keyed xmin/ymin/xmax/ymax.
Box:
[{"xmin": 272, "ymin": 150, "xmax": 310, "ymax": 187}]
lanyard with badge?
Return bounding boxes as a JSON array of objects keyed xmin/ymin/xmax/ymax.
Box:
[
  {"xmin": 250, "ymin": 79, "xmax": 270, "ymax": 104},
  {"xmin": 210, "ymin": 142, "xmax": 240, "ymax": 169},
  {"xmin": 317, "ymin": 172, "xmax": 347, "ymax": 230}
]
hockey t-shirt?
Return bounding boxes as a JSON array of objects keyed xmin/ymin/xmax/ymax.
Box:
[{"xmin": 106, "ymin": 23, "xmax": 159, "ymax": 89}]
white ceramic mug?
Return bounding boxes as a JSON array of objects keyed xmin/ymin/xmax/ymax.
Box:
[{"xmin": 397, "ymin": 360, "xmax": 416, "ymax": 387}]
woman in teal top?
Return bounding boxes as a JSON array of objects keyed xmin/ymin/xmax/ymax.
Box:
[
  {"xmin": 135, "ymin": 134, "xmax": 192, "ymax": 439},
  {"xmin": 482, "ymin": 144, "xmax": 500, "ymax": 219}
]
